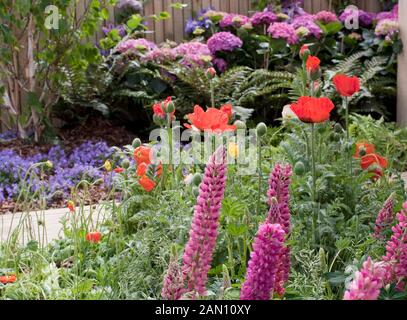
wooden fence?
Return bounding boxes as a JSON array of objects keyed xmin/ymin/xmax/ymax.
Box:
[{"xmin": 95, "ymin": 0, "xmax": 382, "ymax": 44}]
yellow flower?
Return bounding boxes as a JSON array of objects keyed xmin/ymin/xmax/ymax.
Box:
[
  {"xmin": 45, "ymin": 160, "xmax": 53, "ymax": 169},
  {"xmin": 104, "ymin": 160, "xmax": 112, "ymax": 172},
  {"xmin": 228, "ymin": 142, "xmax": 239, "ymax": 158}
]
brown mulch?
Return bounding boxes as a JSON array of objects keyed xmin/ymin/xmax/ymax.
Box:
[
  {"xmin": 0, "ymin": 117, "xmax": 135, "ymax": 214},
  {"xmin": 0, "ymin": 117, "xmax": 136, "ymax": 156}
]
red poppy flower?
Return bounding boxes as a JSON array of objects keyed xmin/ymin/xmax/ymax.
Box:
[
  {"xmin": 306, "ymin": 56, "xmax": 321, "ymax": 73},
  {"xmin": 185, "ymin": 105, "xmax": 236, "ymax": 132},
  {"xmin": 134, "ymin": 146, "xmax": 152, "ymax": 165},
  {"xmin": 0, "ymin": 275, "xmax": 16, "ymax": 284},
  {"xmin": 354, "ymin": 142, "xmax": 375, "ymax": 158},
  {"xmin": 360, "ymin": 154, "xmax": 388, "ymax": 171},
  {"xmin": 220, "ymin": 104, "xmax": 233, "ymax": 119},
  {"xmin": 136, "ymin": 162, "xmax": 162, "ymax": 178},
  {"xmin": 114, "ymin": 167, "xmax": 124, "ymax": 174},
  {"xmin": 290, "ymin": 96, "xmax": 335, "ymax": 123},
  {"xmin": 139, "ymin": 176, "xmax": 156, "ymax": 192},
  {"xmin": 333, "ymin": 74, "xmax": 361, "ymax": 97},
  {"xmin": 153, "ymin": 97, "xmax": 175, "ymax": 120},
  {"xmin": 86, "ymin": 231, "xmax": 102, "ymax": 243}
]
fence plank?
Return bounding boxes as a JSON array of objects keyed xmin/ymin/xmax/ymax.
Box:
[{"xmin": 229, "ymin": 0, "xmax": 239, "ymax": 14}]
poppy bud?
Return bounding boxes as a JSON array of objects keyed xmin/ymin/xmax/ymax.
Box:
[
  {"xmin": 294, "ymin": 161, "xmax": 306, "ymax": 176},
  {"xmin": 330, "ymin": 132, "xmax": 341, "ymax": 142},
  {"xmin": 334, "ymin": 123, "xmax": 343, "ymax": 133},
  {"xmin": 256, "ymin": 123, "xmax": 267, "ymax": 137},
  {"xmin": 121, "ymin": 159, "xmax": 130, "ymax": 169},
  {"xmin": 132, "ymin": 138, "xmax": 142, "ymax": 148},
  {"xmin": 206, "ymin": 67, "xmax": 217, "ymax": 79},
  {"xmin": 344, "ymin": 142, "xmax": 353, "ymax": 152},
  {"xmin": 234, "ymin": 120, "xmax": 246, "ymax": 130},
  {"xmin": 300, "ymin": 44, "xmax": 310, "ymax": 60},
  {"xmin": 153, "ymin": 114, "xmax": 164, "ymax": 126},
  {"xmin": 192, "ymin": 186, "xmax": 200, "ymax": 197},
  {"xmin": 192, "ymin": 173, "xmax": 202, "ymax": 187},
  {"xmin": 165, "ymin": 100, "xmax": 175, "ymax": 114}
]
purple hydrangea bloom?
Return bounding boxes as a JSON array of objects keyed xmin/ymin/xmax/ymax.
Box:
[
  {"xmin": 117, "ymin": 0, "xmax": 143, "ymax": 11},
  {"xmin": 141, "ymin": 47, "xmax": 177, "ymax": 64},
  {"xmin": 207, "ymin": 32, "xmax": 243, "ymax": 55},
  {"xmin": 359, "ymin": 11, "xmax": 377, "ymax": 27},
  {"xmin": 102, "ymin": 23, "xmax": 126, "ymax": 38},
  {"xmin": 0, "ymin": 130, "xmax": 17, "ymax": 141},
  {"xmin": 219, "ymin": 13, "xmax": 250, "ymax": 29},
  {"xmin": 212, "ymin": 57, "xmax": 228, "ymax": 73},
  {"xmin": 185, "ymin": 7, "xmax": 214, "ymax": 35},
  {"xmin": 250, "ymin": 11, "xmax": 278, "ymax": 27},
  {"xmin": 291, "ymin": 14, "xmax": 322, "ymax": 38},
  {"xmin": 267, "ymin": 22, "xmax": 298, "ymax": 44}
]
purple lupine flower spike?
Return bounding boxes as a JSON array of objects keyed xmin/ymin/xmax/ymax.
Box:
[
  {"xmin": 344, "ymin": 257, "xmax": 390, "ymax": 300},
  {"xmin": 382, "ymin": 203, "xmax": 407, "ymax": 290},
  {"xmin": 374, "ymin": 193, "xmax": 396, "ymax": 239},
  {"xmin": 162, "ymin": 256, "xmax": 185, "ymax": 300},
  {"xmin": 266, "ymin": 163, "xmax": 292, "ymax": 295},
  {"xmin": 240, "ymin": 223, "xmax": 286, "ymax": 300},
  {"xmin": 181, "ymin": 147, "xmax": 228, "ymax": 297}
]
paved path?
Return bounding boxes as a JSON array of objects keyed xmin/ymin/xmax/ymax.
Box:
[{"xmin": 0, "ymin": 203, "xmax": 113, "ymax": 245}]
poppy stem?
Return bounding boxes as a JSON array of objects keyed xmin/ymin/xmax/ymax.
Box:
[
  {"xmin": 256, "ymin": 135, "xmax": 262, "ymax": 216},
  {"xmin": 311, "ymin": 123, "xmax": 318, "ymax": 244},
  {"xmin": 210, "ymin": 79, "xmax": 215, "ymax": 108},
  {"xmin": 344, "ymin": 97, "xmax": 352, "ymax": 175}
]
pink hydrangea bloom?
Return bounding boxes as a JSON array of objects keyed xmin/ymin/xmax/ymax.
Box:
[
  {"xmin": 344, "ymin": 257, "xmax": 389, "ymax": 300},
  {"xmin": 382, "ymin": 204, "xmax": 407, "ymax": 289},
  {"xmin": 116, "ymin": 38, "xmax": 157, "ymax": 54},
  {"xmin": 181, "ymin": 147, "xmax": 227, "ymax": 296},
  {"xmin": 173, "ymin": 42, "xmax": 212, "ymax": 67},
  {"xmin": 141, "ymin": 47, "xmax": 177, "ymax": 63},
  {"xmin": 374, "ymin": 194, "xmax": 395, "ymax": 239},
  {"xmin": 314, "ymin": 10, "xmax": 338, "ymax": 24},
  {"xmin": 240, "ymin": 223, "xmax": 286, "ymax": 300},
  {"xmin": 375, "ymin": 19, "xmax": 399, "ymax": 39},
  {"xmin": 266, "ymin": 163, "xmax": 292, "ymax": 295},
  {"xmin": 267, "ymin": 22, "xmax": 298, "ymax": 45},
  {"xmin": 220, "ymin": 13, "xmax": 250, "ymax": 28}
]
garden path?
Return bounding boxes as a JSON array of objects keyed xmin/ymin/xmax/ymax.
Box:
[{"xmin": 0, "ymin": 203, "xmax": 113, "ymax": 245}]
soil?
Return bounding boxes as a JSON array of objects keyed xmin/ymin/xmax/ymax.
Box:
[{"xmin": 0, "ymin": 117, "xmax": 135, "ymax": 214}]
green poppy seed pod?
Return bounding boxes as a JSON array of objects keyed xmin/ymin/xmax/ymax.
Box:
[
  {"xmin": 192, "ymin": 186, "xmax": 200, "ymax": 197},
  {"xmin": 192, "ymin": 173, "xmax": 202, "ymax": 187},
  {"xmin": 256, "ymin": 122, "xmax": 267, "ymax": 137},
  {"xmin": 334, "ymin": 123, "xmax": 343, "ymax": 133},
  {"xmin": 294, "ymin": 161, "xmax": 306, "ymax": 176},
  {"xmin": 132, "ymin": 138, "xmax": 142, "ymax": 148},
  {"xmin": 359, "ymin": 147, "xmax": 367, "ymax": 157},
  {"xmin": 165, "ymin": 100, "xmax": 175, "ymax": 114},
  {"xmin": 234, "ymin": 120, "xmax": 246, "ymax": 130},
  {"xmin": 121, "ymin": 159, "xmax": 130, "ymax": 169}
]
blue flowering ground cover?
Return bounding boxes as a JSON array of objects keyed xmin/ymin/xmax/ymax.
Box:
[{"xmin": 0, "ymin": 138, "xmax": 113, "ymax": 210}]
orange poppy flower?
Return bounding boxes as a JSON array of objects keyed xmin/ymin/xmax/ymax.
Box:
[
  {"xmin": 86, "ymin": 231, "xmax": 102, "ymax": 244},
  {"xmin": 333, "ymin": 74, "xmax": 360, "ymax": 97},
  {"xmin": 114, "ymin": 167, "xmax": 124, "ymax": 173},
  {"xmin": 185, "ymin": 105, "xmax": 236, "ymax": 132},
  {"xmin": 360, "ymin": 154, "xmax": 388, "ymax": 171},
  {"xmin": 290, "ymin": 96, "xmax": 334, "ymax": 123},
  {"xmin": 0, "ymin": 275, "xmax": 16, "ymax": 284},
  {"xmin": 139, "ymin": 176, "xmax": 156, "ymax": 192},
  {"xmin": 136, "ymin": 162, "xmax": 162, "ymax": 178},
  {"xmin": 354, "ymin": 142, "xmax": 375, "ymax": 158},
  {"xmin": 220, "ymin": 104, "xmax": 233, "ymax": 119},
  {"xmin": 67, "ymin": 201, "xmax": 75, "ymax": 213},
  {"xmin": 134, "ymin": 146, "xmax": 152, "ymax": 165}
]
